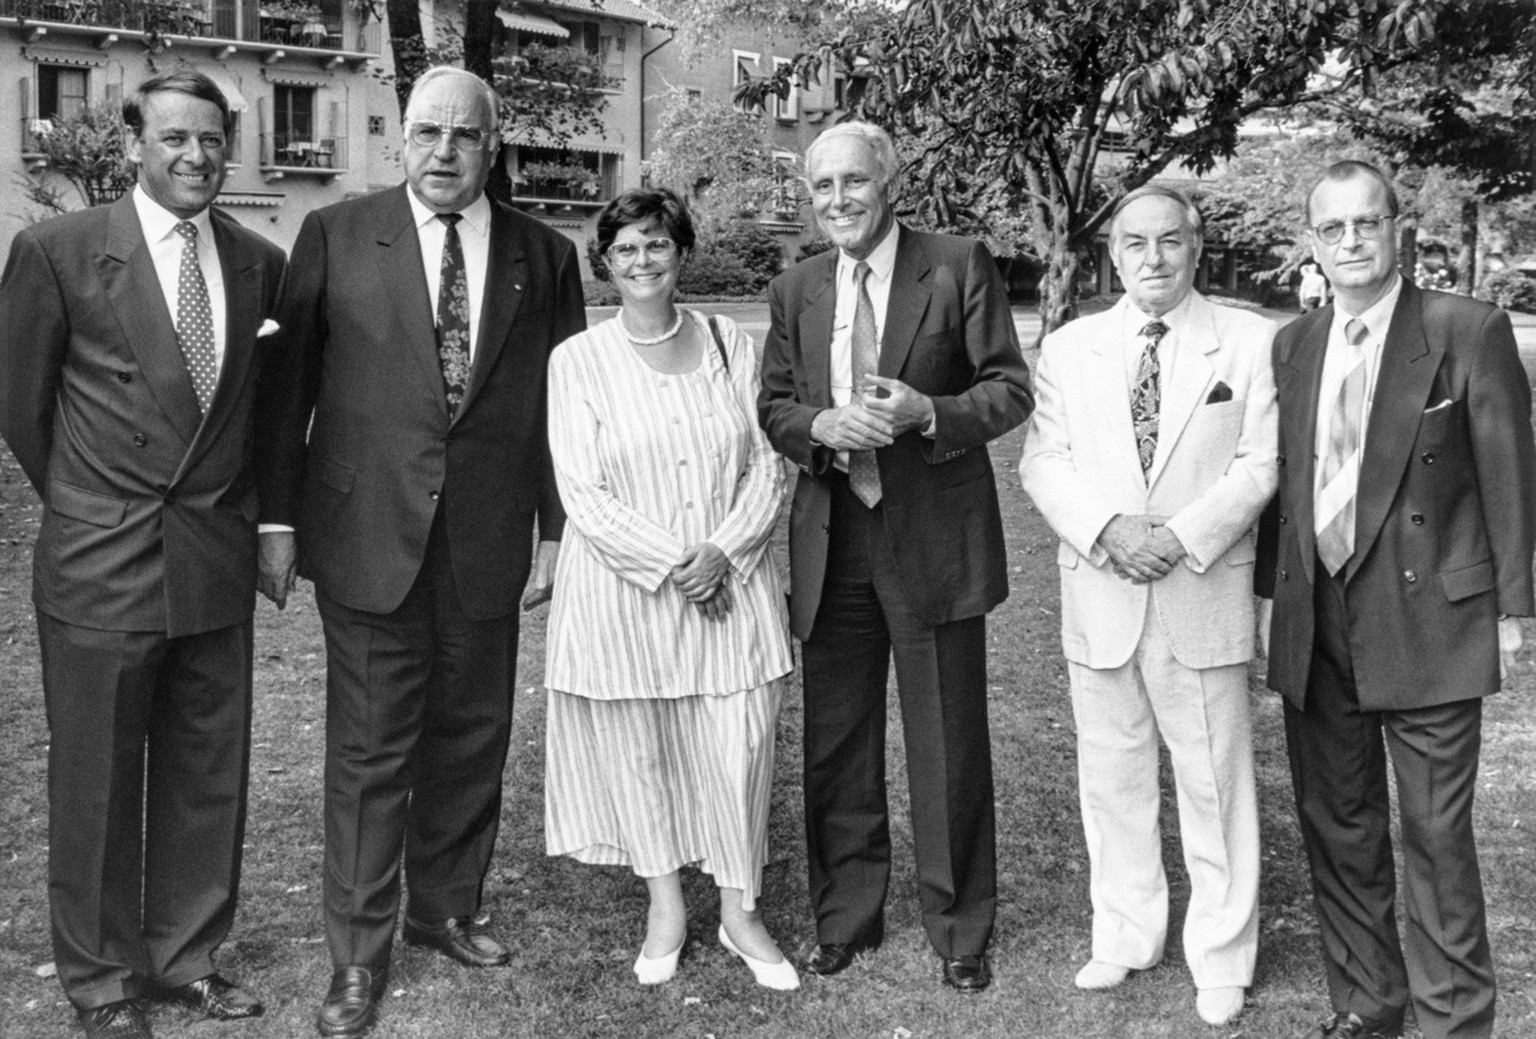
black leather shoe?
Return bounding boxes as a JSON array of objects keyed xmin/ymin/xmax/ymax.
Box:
[
  {"xmin": 800, "ymin": 938, "xmax": 880, "ymax": 977},
  {"xmin": 1298, "ymin": 1011, "xmax": 1403, "ymax": 1039},
  {"xmin": 403, "ymin": 915, "xmax": 510, "ymax": 967},
  {"xmin": 161, "ymin": 974, "xmax": 264, "ymax": 1020},
  {"xmin": 940, "ymin": 954, "xmax": 992, "ymax": 993},
  {"xmin": 316, "ymin": 966, "xmax": 387, "ymax": 1038},
  {"xmin": 77, "ymin": 1000, "xmax": 152, "ymax": 1039}
]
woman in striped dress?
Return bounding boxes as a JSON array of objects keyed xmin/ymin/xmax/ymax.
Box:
[{"xmin": 543, "ymin": 188, "xmax": 797, "ymax": 990}]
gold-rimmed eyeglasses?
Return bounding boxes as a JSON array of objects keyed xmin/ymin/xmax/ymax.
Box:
[
  {"xmin": 1310, "ymin": 215, "xmax": 1394, "ymax": 246},
  {"xmin": 406, "ymin": 121, "xmax": 491, "ymax": 151}
]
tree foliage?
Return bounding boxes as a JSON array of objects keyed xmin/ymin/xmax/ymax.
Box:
[
  {"xmin": 643, "ymin": 91, "xmax": 780, "ymax": 226},
  {"xmin": 21, "ymin": 105, "xmax": 136, "ymax": 218}
]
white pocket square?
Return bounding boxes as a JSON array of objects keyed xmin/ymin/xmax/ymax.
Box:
[
  {"xmin": 257, "ymin": 318, "xmax": 281, "ymax": 338},
  {"xmin": 1424, "ymin": 398, "xmax": 1455, "ymax": 414}
]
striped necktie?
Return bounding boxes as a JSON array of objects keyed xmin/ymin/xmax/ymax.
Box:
[
  {"xmin": 847, "ymin": 260, "xmax": 883, "ymax": 508},
  {"xmin": 173, "ymin": 221, "xmax": 217, "ymax": 412},
  {"xmin": 1316, "ymin": 318, "xmax": 1370, "ymax": 575},
  {"xmin": 1130, "ymin": 319, "xmax": 1167, "ymax": 478},
  {"xmin": 436, "ymin": 213, "xmax": 471, "ymax": 418}
]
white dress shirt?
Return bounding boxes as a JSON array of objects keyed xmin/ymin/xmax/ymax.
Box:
[
  {"xmin": 830, "ymin": 221, "xmax": 900, "ymax": 408},
  {"xmin": 1312, "ymin": 273, "xmax": 1404, "ymax": 491},
  {"xmin": 1120, "ymin": 291, "xmax": 1197, "ymax": 395},
  {"xmin": 132, "ymin": 185, "xmax": 227, "ymax": 373},
  {"xmin": 406, "ymin": 188, "xmax": 492, "ymax": 360}
]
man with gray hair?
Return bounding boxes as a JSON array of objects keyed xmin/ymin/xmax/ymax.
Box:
[
  {"xmin": 1020, "ymin": 185, "xmax": 1277, "ymax": 1026},
  {"xmin": 255, "ymin": 66, "xmax": 584, "ymax": 1037},
  {"xmin": 759, "ymin": 120, "xmax": 1032, "ymax": 992}
]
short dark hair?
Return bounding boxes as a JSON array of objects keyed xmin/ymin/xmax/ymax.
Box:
[
  {"xmin": 1108, "ymin": 184, "xmax": 1204, "ymax": 243},
  {"xmin": 595, "ymin": 188, "xmax": 697, "ymax": 256},
  {"xmin": 1305, "ymin": 160, "xmax": 1401, "ymax": 223},
  {"xmin": 123, "ymin": 69, "xmax": 235, "ymax": 138}
]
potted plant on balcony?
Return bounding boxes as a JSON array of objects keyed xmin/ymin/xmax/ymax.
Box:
[{"xmin": 520, "ymin": 160, "xmax": 596, "ymax": 200}]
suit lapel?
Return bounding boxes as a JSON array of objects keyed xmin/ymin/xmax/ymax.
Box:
[
  {"xmin": 798, "ymin": 251, "xmax": 837, "ymax": 407},
  {"xmin": 1146, "ymin": 294, "xmax": 1217, "ymax": 489},
  {"xmin": 98, "ymin": 196, "xmax": 202, "ymax": 446},
  {"xmin": 456, "ymin": 201, "xmax": 527, "ymax": 424},
  {"xmin": 879, "ymin": 226, "xmax": 932, "ymax": 379},
  {"xmin": 1278, "ymin": 307, "xmax": 1332, "ymax": 587},
  {"xmin": 1085, "ymin": 303, "xmax": 1144, "ymax": 489},
  {"xmin": 1348, "ymin": 283, "xmax": 1439, "ymax": 582},
  {"xmin": 375, "ymin": 186, "xmax": 447, "ymax": 419}
]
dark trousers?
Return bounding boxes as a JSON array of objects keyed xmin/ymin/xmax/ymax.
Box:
[
  {"xmin": 38, "ymin": 613, "xmax": 253, "ymax": 1011},
  {"xmin": 800, "ymin": 472, "xmax": 997, "ymax": 958},
  {"xmin": 316, "ymin": 508, "xmax": 519, "ymax": 970},
  {"xmin": 1284, "ymin": 564, "xmax": 1494, "ymax": 1039}
]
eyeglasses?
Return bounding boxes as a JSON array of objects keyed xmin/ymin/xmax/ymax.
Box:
[
  {"xmin": 605, "ymin": 238, "xmax": 678, "ymax": 266},
  {"xmin": 406, "ymin": 121, "xmax": 491, "ymax": 151},
  {"xmin": 1310, "ymin": 215, "xmax": 1394, "ymax": 246}
]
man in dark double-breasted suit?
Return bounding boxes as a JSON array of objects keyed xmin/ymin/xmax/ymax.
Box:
[
  {"xmin": 758, "ymin": 121, "xmax": 1032, "ymax": 994},
  {"xmin": 0, "ymin": 71, "xmax": 285, "ymax": 1039},
  {"xmin": 254, "ymin": 67, "xmax": 584, "ymax": 1038},
  {"xmin": 1258, "ymin": 160, "xmax": 1536, "ymax": 1039}
]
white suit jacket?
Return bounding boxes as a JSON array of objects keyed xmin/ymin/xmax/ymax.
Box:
[{"xmin": 1020, "ymin": 292, "xmax": 1278, "ymax": 670}]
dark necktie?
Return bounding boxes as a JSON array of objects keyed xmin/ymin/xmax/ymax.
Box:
[
  {"xmin": 1131, "ymin": 319, "xmax": 1168, "ymax": 477},
  {"xmin": 173, "ymin": 221, "xmax": 217, "ymax": 412},
  {"xmin": 436, "ymin": 213, "xmax": 471, "ymax": 418},
  {"xmin": 848, "ymin": 260, "xmax": 883, "ymax": 508},
  {"xmin": 1316, "ymin": 318, "xmax": 1370, "ymax": 575}
]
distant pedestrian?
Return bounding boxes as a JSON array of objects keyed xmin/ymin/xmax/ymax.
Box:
[{"xmin": 1299, "ymin": 259, "xmax": 1328, "ymax": 312}]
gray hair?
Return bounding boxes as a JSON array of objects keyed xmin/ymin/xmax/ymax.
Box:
[
  {"xmin": 804, "ymin": 120, "xmax": 899, "ymax": 190},
  {"xmin": 1305, "ymin": 160, "xmax": 1401, "ymax": 224},
  {"xmin": 405, "ymin": 66, "xmax": 501, "ymax": 132},
  {"xmin": 1108, "ymin": 184, "xmax": 1204, "ymax": 244}
]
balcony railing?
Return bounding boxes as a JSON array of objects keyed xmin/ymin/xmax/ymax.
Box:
[
  {"xmin": 0, "ymin": 0, "xmax": 372, "ymax": 51},
  {"xmin": 512, "ymin": 171, "xmax": 616, "ymax": 204},
  {"xmin": 260, "ymin": 128, "xmax": 345, "ymax": 170}
]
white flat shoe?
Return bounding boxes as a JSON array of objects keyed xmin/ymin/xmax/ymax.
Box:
[
  {"xmin": 1196, "ymin": 986, "xmax": 1245, "ymax": 1025},
  {"xmin": 718, "ymin": 925, "xmax": 799, "ymax": 991},
  {"xmin": 1074, "ymin": 960, "xmax": 1130, "ymax": 990},
  {"xmin": 633, "ymin": 940, "xmax": 683, "ymax": 985}
]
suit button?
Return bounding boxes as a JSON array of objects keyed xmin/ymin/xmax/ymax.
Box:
[
  {"xmin": 1411, "ymin": 512, "xmax": 1425, "ymax": 525},
  {"xmin": 132, "ymin": 433, "xmax": 147, "ymax": 447},
  {"xmin": 116, "ymin": 371, "xmax": 132, "ymax": 383},
  {"xmin": 1404, "ymin": 569, "xmax": 1418, "ymax": 583},
  {"xmin": 1277, "ymin": 454, "xmax": 1286, "ymax": 466},
  {"xmin": 156, "ymin": 483, "xmax": 168, "ymax": 494},
  {"xmin": 1422, "ymin": 452, "xmax": 1435, "ymax": 464},
  {"xmin": 429, "ymin": 490, "xmax": 440, "ymax": 501},
  {"xmin": 1279, "ymin": 569, "xmax": 1288, "ymax": 581},
  {"xmin": 1279, "ymin": 514, "xmax": 1288, "ymax": 525}
]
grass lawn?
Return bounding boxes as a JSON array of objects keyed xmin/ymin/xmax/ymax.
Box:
[{"xmin": 4, "ymin": 405, "xmax": 1536, "ymax": 1038}]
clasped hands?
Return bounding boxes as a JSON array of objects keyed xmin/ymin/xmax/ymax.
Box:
[
  {"xmin": 672, "ymin": 542, "xmax": 733, "ymax": 622},
  {"xmin": 810, "ymin": 375, "xmax": 934, "ymax": 450},
  {"xmin": 1097, "ymin": 514, "xmax": 1187, "ymax": 584}
]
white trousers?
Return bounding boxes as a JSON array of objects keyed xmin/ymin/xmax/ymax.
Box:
[{"xmin": 1067, "ymin": 600, "xmax": 1260, "ymax": 989}]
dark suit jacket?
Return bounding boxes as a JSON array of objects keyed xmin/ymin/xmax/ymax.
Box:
[
  {"xmin": 255, "ymin": 185, "xmax": 584, "ymax": 620},
  {"xmin": 0, "ymin": 195, "xmax": 285, "ymax": 637},
  {"xmin": 1257, "ymin": 282, "xmax": 1536, "ymax": 711},
  {"xmin": 758, "ymin": 225, "xmax": 1033, "ymax": 639}
]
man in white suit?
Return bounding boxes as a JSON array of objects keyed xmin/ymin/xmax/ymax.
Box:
[{"xmin": 1019, "ymin": 185, "xmax": 1277, "ymax": 1027}]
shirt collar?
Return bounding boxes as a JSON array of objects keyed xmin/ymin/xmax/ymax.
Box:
[
  {"xmin": 407, "ymin": 187, "xmax": 492, "ymax": 238},
  {"xmin": 132, "ymin": 184, "xmax": 214, "ymax": 245},
  {"xmin": 1332, "ymin": 273, "xmax": 1403, "ymax": 343},
  {"xmin": 1121, "ymin": 289, "xmax": 1197, "ymax": 339},
  {"xmin": 836, "ymin": 220, "xmax": 901, "ymax": 285}
]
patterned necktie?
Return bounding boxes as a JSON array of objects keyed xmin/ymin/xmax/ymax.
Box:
[
  {"xmin": 1130, "ymin": 319, "xmax": 1167, "ymax": 477},
  {"xmin": 1316, "ymin": 318, "xmax": 1371, "ymax": 576},
  {"xmin": 436, "ymin": 213, "xmax": 471, "ymax": 418},
  {"xmin": 848, "ymin": 260, "xmax": 883, "ymax": 508},
  {"xmin": 173, "ymin": 221, "xmax": 217, "ymax": 412}
]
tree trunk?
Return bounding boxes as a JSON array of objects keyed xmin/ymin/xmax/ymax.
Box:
[
  {"xmin": 1458, "ymin": 198, "xmax": 1478, "ymax": 295},
  {"xmin": 1036, "ymin": 241, "xmax": 1080, "ymax": 348},
  {"xmin": 386, "ymin": 0, "xmax": 428, "ymax": 118},
  {"xmin": 463, "ymin": 0, "xmax": 495, "ymax": 81},
  {"xmin": 1398, "ymin": 217, "xmax": 1418, "ymax": 285}
]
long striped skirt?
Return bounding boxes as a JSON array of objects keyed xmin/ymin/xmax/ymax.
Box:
[{"xmin": 544, "ymin": 679, "xmax": 783, "ymax": 910}]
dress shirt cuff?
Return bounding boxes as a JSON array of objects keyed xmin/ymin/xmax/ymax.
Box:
[{"xmin": 258, "ymin": 523, "xmax": 295, "ymax": 534}]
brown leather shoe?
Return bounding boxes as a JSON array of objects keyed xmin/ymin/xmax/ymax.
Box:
[
  {"xmin": 940, "ymin": 954, "xmax": 992, "ymax": 993},
  {"xmin": 403, "ymin": 916, "xmax": 510, "ymax": 967},
  {"xmin": 76, "ymin": 1000, "xmax": 152, "ymax": 1039},
  {"xmin": 1298, "ymin": 1011, "xmax": 1403, "ymax": 1039},
  {"xmin": 316, "ymin": 966, "xmax": 387, "ymax": 1038},
  {"xmin": 160, "ymin": 973, "xmax": 264, "ymax": 1020}
]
